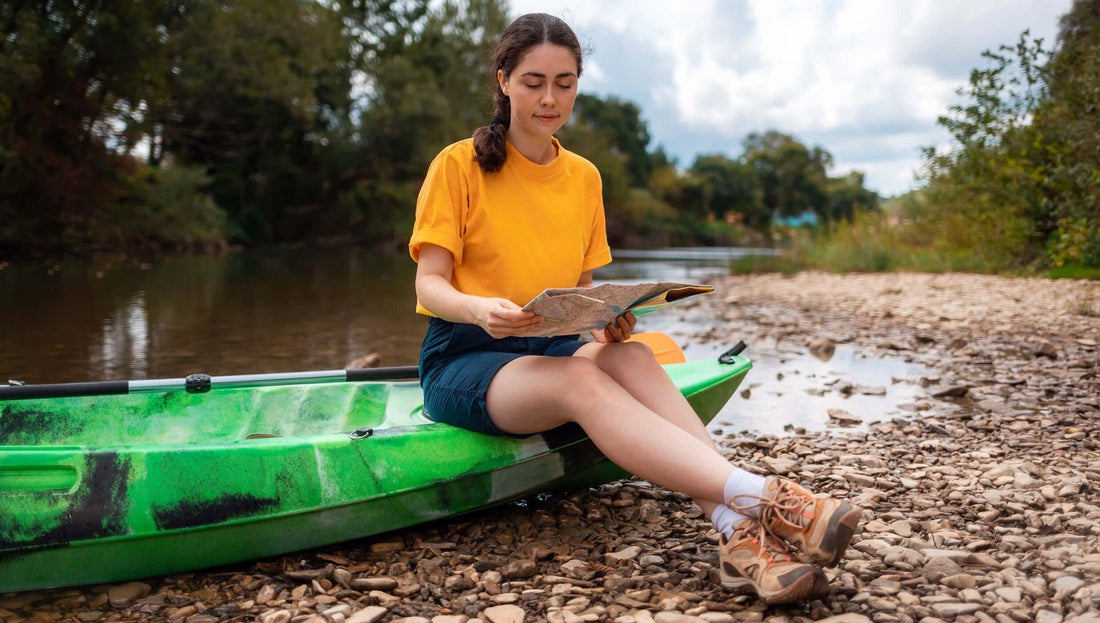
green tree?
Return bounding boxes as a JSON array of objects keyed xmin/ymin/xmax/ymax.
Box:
[
  {"xmin": 151, "ymin": 0, "xmax": 345, "ymax": 243},
  {"xmin": 572, "ymin": 93, "xmax": 655, "ymax": 187},
  {"xmin": 1034, "ymin": 0, "xmax": 1100, "ymax": 267},
  {"xmin": 824, "ymin": 172, "xmax": 879, "ymax": 222},
  {"xmin": 743, "ymin": 130, "xmax": 831, "ymax": 219},
  {"xmin": 919, "ymin": 31, "xmax": 1054, "ymax": 269},
  {"xmin": 0, "ymin": 0, "xmax": 173, "ymax": 252},
  {"xmin": 347, "ymin": 0, "xmax": 510, "ymax": 243},
  {"xmin": 688, "ymin": 154, "xmax": 767, "ymax": 228}
]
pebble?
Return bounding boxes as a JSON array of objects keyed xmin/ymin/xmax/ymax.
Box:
[
  {"xmin": 7, "ymin": 273, "xmax": 1098, "ymax": 623},
  {"xmin": 483, "ymin": 604, "xmax": 525, "ymax": 623},
  {"xmin": 346, "ymin": 606, "xmax": 388, "ymax": 623},
  {"xmin": 106, "ymin": 582, "xmax": 151, "ymax": 607}
]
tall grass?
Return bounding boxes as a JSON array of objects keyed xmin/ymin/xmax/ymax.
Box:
[{"xmin": 767, "ymin": 205, "xmax": 1051, "ymax": 275}]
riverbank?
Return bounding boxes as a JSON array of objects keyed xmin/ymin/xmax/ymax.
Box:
[{"xmin": 2, "ymin": 272, "xmax": 1097, "ymax": 623}]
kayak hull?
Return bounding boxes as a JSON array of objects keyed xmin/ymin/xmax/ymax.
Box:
[{"xmin": 0, "ymin": 356, "xmax": 751, "ymax": 591}]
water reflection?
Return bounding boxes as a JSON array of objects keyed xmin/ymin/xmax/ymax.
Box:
[
  {"xmin": 0, "ymin": 248, "xmax": 426, "ymax": 383},
  {"xmin": 90, "ymin": 291, "xmax": 150, "ymax": 379},
  {"xmin": 634, "ymin": 302, "xmax": 931, "ymax": 436}
]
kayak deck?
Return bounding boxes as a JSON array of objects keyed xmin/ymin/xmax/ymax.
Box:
[{"xmin": 0, "ymin": 355, "xmax": 752, "ymax": 591}]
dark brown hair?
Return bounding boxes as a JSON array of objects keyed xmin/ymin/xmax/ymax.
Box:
[{"xmin": 472, "ymin": 13, "xmax": 584, "ymax": 173}]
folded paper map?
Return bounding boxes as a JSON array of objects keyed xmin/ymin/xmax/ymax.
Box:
[{"xmin": 522, "ymin": 281, "xmax": 714, "ymax": 337}]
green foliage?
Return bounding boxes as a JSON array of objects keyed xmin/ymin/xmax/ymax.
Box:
[
  {"xmin": 1, "ymin": 0, "xmax": 877, "ymax": 254},
  {"xmin": 1048, "ymin": 264, "xmax": 1100, "ymax": 280},
  {"xmin": 899, "ymin": 2, "xmax": 1100, "ymax": 274},
  {"xmin": 744, "ymin": 130, "xmax": 834, "ymax": 218},
  {"xmin": 0, "ymin": 0, "xmax": 170, "ymax": 253},
  {"xmin": 573, "ymin": 94, "xmax": 656, "ymax": 187},
  {"xmin": 688, "ymin": 155, "xmax": 767, "ymax": 228},
  {"xmin": 94, "ymin": 164, "xmax": 228, "ymax": 249}
]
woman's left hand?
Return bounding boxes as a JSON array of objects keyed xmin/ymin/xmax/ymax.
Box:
[{"xmin": 591, "ymin": 312, "xmax": 636, "ymax": 343}]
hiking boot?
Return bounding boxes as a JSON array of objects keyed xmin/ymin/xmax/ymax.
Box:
[
  {"xmin": 731, "ymin": 476, "xmax": 862, "ymax": 567},
  {"xmin": 718, "ymin": 517, "xmax": 829, "ymax": 604}
]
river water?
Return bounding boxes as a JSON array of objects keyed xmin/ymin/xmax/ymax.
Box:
[{"xmin": 1, "ymin": 246, "xmax": 928, "ymax": 435}]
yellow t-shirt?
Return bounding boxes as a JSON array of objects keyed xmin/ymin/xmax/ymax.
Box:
[{"xmin": 409, "ymin": 137, "xmax": 613, "ymax": 316}]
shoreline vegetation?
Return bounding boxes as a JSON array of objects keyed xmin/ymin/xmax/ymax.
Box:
[{"xmin": 3, "ymin": 1, "xmax": 1095, "ymax": 278}]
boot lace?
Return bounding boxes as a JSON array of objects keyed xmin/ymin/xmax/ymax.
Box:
[
  {"xmin": 727, "ymin": 480, "xmax": 815, "ymax": 534},
  {"xmin": 731, "ymin": 519, "xmax": 796, "ymax": 564}
]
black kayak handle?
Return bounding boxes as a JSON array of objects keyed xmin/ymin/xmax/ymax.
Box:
[{"xmin": 718, "ymin": 340, "xmax": 747, "ymax": 364}]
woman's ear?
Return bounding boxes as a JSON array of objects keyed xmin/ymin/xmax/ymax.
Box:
[{"xmin": 497, "ymin": 69, "xmax": 508, "ymax": 96}]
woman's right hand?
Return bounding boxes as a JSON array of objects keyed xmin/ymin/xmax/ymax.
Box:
[{"xmin": 477, "ymin": 297, "xmax": 543, "ymax": 338}]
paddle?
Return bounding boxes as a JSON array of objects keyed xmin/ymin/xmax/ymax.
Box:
[
  {"xmin": 0, "ymin": 366, "xmax": 421, "ymax": 401},
  {"xmin": 0, "ymin": 332, "xmax": 741, "ymax": 401}
]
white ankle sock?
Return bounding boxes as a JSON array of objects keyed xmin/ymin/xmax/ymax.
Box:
[
  {"xmin": 710, "ymin": 469, "xmax": 768, "ymax": 538},
  {"xmin": 709, "ymin": 504, "xmax": 747, "ymax": 539},
  {"xmin": 724, "ymin": 469, "xmax": 767, "ymax": 516}
]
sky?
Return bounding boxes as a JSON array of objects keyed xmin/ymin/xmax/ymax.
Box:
[{"xmin": 507, "ymin": 0, "xmax": 1073, "ymax": 196}]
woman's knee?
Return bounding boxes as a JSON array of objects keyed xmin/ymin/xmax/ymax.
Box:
[{"xmin": 595, "ymin": 340, "xmax": 660, "ymax": 373}]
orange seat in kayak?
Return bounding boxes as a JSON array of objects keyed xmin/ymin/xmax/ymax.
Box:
[{"xmin": 627, "ymin": 331, "xmax": 686, "ymax": 364}]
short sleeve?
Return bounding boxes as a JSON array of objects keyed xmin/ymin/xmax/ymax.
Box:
[
  {"xmin": 581, "ymin": 167, "xmax": 613, "ymax": 272},
  {"xmin": 409, "ymin": 148, "xmax": 468, "ymax": 265}
]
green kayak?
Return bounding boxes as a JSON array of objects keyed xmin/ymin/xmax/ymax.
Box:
[{"xmin": 0, "ymin": 348, "xmax": 751, "ymax": 592}]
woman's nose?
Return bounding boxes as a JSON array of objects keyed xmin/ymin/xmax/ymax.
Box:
[{"xmin": 540, "ymin": 85, "xmax": 555, "ymax": 106}]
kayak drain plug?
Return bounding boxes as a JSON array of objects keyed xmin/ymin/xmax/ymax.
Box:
[{"xmin": 185, "ymin": 374, "xmax": 212, "ymax": 393}]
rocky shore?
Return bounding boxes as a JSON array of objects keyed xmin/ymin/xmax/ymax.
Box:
[{"xmin": 3, "ymin": 272, "xmax": 1098, "ymax": 623}]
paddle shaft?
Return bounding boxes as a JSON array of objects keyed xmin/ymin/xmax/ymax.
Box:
[{"xmin": 0, "ymin": 366, "xmax": 421, "ymax": 401}]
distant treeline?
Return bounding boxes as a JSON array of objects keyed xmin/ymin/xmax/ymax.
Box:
[
  {"xmin": 0, "ymin": 0, "xmax": 877, "ymax": 255},
  {"xmin": 804, "ymin": 0, "xmax": 1100, "ymax": 275}
]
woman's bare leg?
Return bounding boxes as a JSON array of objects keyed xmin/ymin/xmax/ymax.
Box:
[
  {"xmin": 574, "ymin": 341, "xmax": 728, "ymax": 515},
  {"xmin": 485, "ymin": 356, "xmax": 735, "ymax": 504}
]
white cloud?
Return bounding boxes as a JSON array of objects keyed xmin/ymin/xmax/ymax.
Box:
[{"xmin": 509, "ymin": 0, "xmax": 1072, "ymax": 195}]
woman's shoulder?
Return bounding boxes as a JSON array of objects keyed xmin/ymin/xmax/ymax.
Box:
[
  {"xmin": 557, "ymin": 142, "xmax": 601, "ymax": 180},
  {"xmin": 431, "ymin": 138, "xmax": 478, "ymax": 168}
]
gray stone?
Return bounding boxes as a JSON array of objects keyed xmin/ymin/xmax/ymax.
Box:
[
  {"xmin": 653, "ymin": 614, "xmax": 707, "ymax": 623},
  {"xmin": 347, "ymin": 607, "xmax": 388, "ymax": 623},
  {"xmin": 605, "ymin": 546, "xmax": 642, "ymax": 562},
  {"xmin": 1053, "ymin": 576, "xmax": 1086, "ymax": 601},
  {"xmin": 941, "ymin": 573, "xmax": 976, "ymax": 589},
  {"xmin": 930, "ymin": 603, "xmax": 981, "ymax": 616},
  {"xmin": 923, "ymin": 557, "xmax": 964, "ymax": 583},
  {"xmin": 501, "ymin": 559, "xmax": 537, "ymax": 580},
  {"xmin": 350, "ymin": 577, "xmax": 398, "ymax": 591},
  {"xmin": 107, "ymin": 582, "xmax": 151, "ymax": 608}
]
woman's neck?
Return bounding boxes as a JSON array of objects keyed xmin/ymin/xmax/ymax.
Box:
[{"xmin": 506, "ymin": 130, "xmax": 557, "ymax": 165}]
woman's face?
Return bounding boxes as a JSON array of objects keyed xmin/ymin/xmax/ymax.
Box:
[{"xmin": 498, "ymin": 43, "xmax": 579, "ymax": 143}]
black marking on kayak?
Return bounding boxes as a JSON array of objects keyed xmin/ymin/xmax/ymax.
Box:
[
  {"xmin": 539, "ymin": 423, "xmax": 587, "ymax": 451},
  {"xmin": 152, "ymin": 494, "xmax": 279, "ymax": 531},
  {"xmin": 2, "ymin": 452, "xmax": 131, "ymax": 549},
  {"xmin": 0, "ymin": 405, "xmax": 85, "ymax": 445}
]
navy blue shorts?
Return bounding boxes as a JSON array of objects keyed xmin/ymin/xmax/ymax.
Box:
[{"xmin": 419, "ymin": 317, "xmax": 585, "ymax": 436}]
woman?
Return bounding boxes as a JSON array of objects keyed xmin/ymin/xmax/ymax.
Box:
[{"xmin": 409, "ymin": 13, "xmax": 861, "ymax": 605}]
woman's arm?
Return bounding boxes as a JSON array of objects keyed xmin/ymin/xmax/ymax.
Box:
[{"xmin": 415, "ymin": 243, "xmax": 543, "ymax": 338}]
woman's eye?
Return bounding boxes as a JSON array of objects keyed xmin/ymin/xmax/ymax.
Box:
[
  {"xmin": 557, "ymin": 83, "xmax": 574, "ymax": 90},
  {"xmin": 525, "ymin": 83, "xmax": 542, "ymax": 89}
]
